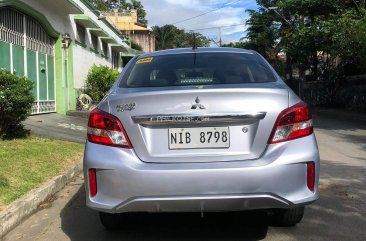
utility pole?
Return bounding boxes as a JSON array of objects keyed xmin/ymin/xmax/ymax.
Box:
[
  {"xmin": 210, "ymin": 27, "xmax": 223, "ymax": 47},
  {"xmin": 268, "ymin": 6, "xmax": 294, "ymax": 88},
  {"xmin": 192, "ymin": 32, "xmax": 197, "ymax": 49},
  {"xmin": 268, "ymin": 7, "xmax": 292, "ymax": 26},
  {"xmin": 219, "ymin": 27, "xmax": 222, "ymax": 47}
]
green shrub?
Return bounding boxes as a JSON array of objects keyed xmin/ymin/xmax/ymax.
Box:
[
  {"xmin": 83, "ymin": 65, "xmax": 119, "ymax": 102},
  {"xmin": 0, "ymin": 69, "xmax": 34, "ymax": 139}
]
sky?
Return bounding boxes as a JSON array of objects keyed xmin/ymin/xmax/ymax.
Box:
[{"xmin": 138, "ymin": 0, "xmax": 259, "ymax": 45}]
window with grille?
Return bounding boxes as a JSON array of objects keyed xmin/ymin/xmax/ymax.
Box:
[
  {"xmin": 102, "ymin": 41, "xmax": 108, "ymax": 57},
  {"xmin": 0, "ymin": 7, "xmax": 54, "ymax": 55},
  {"xmin": 0, "ymin": 7, "xmax": 24, "ymax": 47},
  {"xmin": 76, "ymin": 23, "xmax": 86, "ymax": 44},
  {"xmin": 91, "ymin": 33, "xmax": 98, "ymax": 51},
  {"xmin": 26, "ymin": 17, "xmax": 54, "ymax": 55},
  {"xmin": 112, "ymin": 51, "xmax": 119, "ymax": 69}
]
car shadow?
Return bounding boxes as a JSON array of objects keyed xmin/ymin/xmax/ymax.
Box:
[
  {"xmin": 287, "ymin": 160, "xmax": 366, "ymax": 241},
  {"xmin": 313, "ymin": 111, "xmax": 366, "ymax": 152},
  {"xmin": 60, "ymin": 159, "xmax": 366, "ymax": 241},
  {"xmin": 312, "ymin": 111, "xmax": 366, "ymax": 131},
  {"xmin": 60, "ymin": 187, "xmax": 269, "ymax": 241}
]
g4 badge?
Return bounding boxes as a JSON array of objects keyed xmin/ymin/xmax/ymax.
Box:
[{"xmin": 116, "ymin": 103, "xmax": 136, "ymax": 112}]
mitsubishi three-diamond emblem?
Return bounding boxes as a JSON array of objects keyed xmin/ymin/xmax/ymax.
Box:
[{"xmin": 191, "ymin": 97, "xmax": 206, "ymax": 109}]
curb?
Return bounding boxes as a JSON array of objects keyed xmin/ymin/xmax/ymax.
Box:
[{"xmin": 0, "ymin": 160, "xmax": 83, "ymax": 239}]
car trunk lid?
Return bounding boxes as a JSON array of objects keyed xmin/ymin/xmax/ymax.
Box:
[{"xmin": 107, "ymin": 84, "xmax": 288, "ymax": 163}]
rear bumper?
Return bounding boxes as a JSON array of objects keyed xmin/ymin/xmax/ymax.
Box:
[
  {"xmin": 93, "ymin": 194, "xmax": 314, "ymax": 213},
  {"xmin": 83, "ymin": 134, "xmax": 320, "ymax": 213}
]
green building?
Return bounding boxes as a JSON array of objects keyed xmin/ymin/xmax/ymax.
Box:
[{"xmin": 0, "ymin": 0, "xmax": 137, "ymax": 114}]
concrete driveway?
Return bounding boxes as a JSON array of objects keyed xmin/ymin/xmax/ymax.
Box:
[
  {"xmin": 5, "ymin": 111, "xmax": 366, "ymax": 241},
  {"xmin": 24, "ymin": 113, "xmax": 87, "ymax": 144}
]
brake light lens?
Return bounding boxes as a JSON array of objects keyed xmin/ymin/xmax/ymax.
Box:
[
  {"xmin": 87, "ymin": 108, "xmax": 132, "ymax": 148},
  {"xmin": 307, "ymin": 162, "xmax": 315, "ymax": 192},
  {"xmin": 268, "ymin": 102, "xmax": 313, "ymax": 144},
  {"xmin": 89, "ymin": 168, "xmax": 97, "ymax": 197}
]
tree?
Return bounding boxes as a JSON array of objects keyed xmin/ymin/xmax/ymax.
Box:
[
  {"xmin": 88, "ymin": 0, "xmax": 108, "ymax": 11},
  {"xmin": 243, "ymin": 7, "xmax": 280, "ymax": 64},
  {"xmin": 130, "ymin": 0, "xmax": 147, "ymax": 25},
  {"xmin": 130, "ymin": 40, "xmax": 143, "ymax": 51},
  {"xmin": 222, "ymin": 41, "xmax": 260, "ymax": 50},
  {"xmin": 152, "ymin": 25, "xmax": 210, "ymax": 50},
  {"xmin": 242, "ymin": 0, "xmax": 366, "ymax": 104},
  {"xmin": 152, "ymin": 25, "xmax": 177, "ymax": 50}
]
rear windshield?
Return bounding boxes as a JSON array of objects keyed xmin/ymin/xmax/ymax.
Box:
[{"xmin": 119, "ymin": 52, "xmax": 276, "ymax": 88}]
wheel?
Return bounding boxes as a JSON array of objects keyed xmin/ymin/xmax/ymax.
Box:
[
  {"xmin": 99, "ymin": 212, "xmax": 129, "ymax": 230},
  {"xmin": 272, "ymin": 207, "xmax": 305, "ymax": 226}
]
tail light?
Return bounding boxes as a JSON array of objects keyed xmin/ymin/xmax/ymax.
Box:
[
  {"xmin": 268, "ymin": 102, "xmax": 313, "ymax": 144},
  {"xmin": 87, "ymin": 108, "xmax": 132, "ymax": 148},
  {"xmin": 89, "ymin": 168, "xmax": 97, "ymax": 197},
  {"xmin": 307, "ymin": 162, "xmax": 315, "ymax": 192}
]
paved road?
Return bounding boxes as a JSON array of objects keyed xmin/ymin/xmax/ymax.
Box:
[
  {"xmin": 4, "ymin": 112, "xmax": 366, "ymax": 241},
  {"xmin": 24, "ymin": 113, "xmax": 87, "ymax": 143}
]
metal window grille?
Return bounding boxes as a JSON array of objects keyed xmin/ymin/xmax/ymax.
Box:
[
  {"xmin": 76, "ymin": 23, "xmax": 86, "ymax": 44},
  {"xmin": 26, "ymin": 16, "xmax": 54, "ymax": 56},
  {"xmin": 0, "ymin": 7, "xmax": 54, "ymax": 55},
  {"xmin": 112, "ymin": 51, "xmax": 119, "ymax": 69},
  {"xmin": 0, "ymin": 7, "xmax": 24, "ymax": 47},
  {"xmin": 91, "ymin": 33, "xmax": 98, "ymax": 51},
  {"xmin": 102, "ymin": 41, "xmax": 108, "ymax": 57},
  {"xmin": 32, "ymin": 101, "xmax": 56, "ymax": 114}
]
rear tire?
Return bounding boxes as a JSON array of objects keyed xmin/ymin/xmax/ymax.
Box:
[
  {"xmin": 272, "ymin": 207, "xmax": 305, "ymax": 226},
  {"xmin": 99, "ymin": 212, "xmax": 129, "ymax": 230}
]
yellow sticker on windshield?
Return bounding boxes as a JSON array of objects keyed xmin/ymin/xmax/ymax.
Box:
[{"xmin": 136, "ymin": 57, "xmax": 153, "ymax": 64}]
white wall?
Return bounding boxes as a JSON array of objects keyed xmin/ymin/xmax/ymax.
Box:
[
  {"xmin": 21, "ymin": 0, "xmax": 78, "ymax": 39},
  {"xmin": 73, "ymin": 43, "xmax": 111, "ymax": 89},
  {"xmin": 20, "ymin": 0, "xmax": 126, "ymax": 90}
]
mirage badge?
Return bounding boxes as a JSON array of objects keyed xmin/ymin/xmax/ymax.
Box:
[{"xmin": 116, "ymin": 103, "xmax": 136, "ymax": 112}]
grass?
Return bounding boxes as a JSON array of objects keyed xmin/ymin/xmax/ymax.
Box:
[{"xmin": 0, "ymin": 137, "xmax": 84, "ymax": 210}]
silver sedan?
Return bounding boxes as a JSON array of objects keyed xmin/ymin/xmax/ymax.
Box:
[{"xmin": 83, "ymin": 47, "xmax": 320, "ymax": 230}]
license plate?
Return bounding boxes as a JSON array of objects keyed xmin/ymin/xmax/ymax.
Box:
[{"xmin": 168, "ymin": 127, "xmax": 230, "ymax": 149}]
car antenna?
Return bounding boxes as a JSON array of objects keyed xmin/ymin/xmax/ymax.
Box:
[{"xmin": 192, "ymin": 32, "xmax": 197, "ymax": 50}]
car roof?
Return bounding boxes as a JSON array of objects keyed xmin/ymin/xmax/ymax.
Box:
[{"xmin": 137, "ymin": 47, "xmax": 255, "ymax": 58}]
